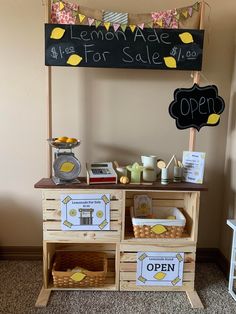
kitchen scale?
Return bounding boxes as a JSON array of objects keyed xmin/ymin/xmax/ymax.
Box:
[{"xmin": 48, "ymin": 138, "xmax": 81, "ymax": 185}]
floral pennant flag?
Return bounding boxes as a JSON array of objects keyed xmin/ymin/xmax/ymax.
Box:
[{"xmin": 51, "ymin": 0, "xmax": 79, "ymax": 24}]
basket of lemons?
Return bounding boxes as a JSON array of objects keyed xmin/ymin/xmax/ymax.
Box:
[{"xmin": 48, "ymin": 137, "xmax": 80, "ymax": 149}]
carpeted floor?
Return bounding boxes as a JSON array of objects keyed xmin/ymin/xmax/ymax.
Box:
[{"xmin": 0, "ymin": 261, "xmax": 236, "ymax": 314}]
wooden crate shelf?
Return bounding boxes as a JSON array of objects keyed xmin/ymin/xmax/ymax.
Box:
[{"xmin": 35, "ymin": 179, "xmax": 206, "ymax": 308}]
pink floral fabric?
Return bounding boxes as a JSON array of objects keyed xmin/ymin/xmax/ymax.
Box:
[
  {"xmin": 51, "ymin": 1, "xmax": 79, "ymax": 25},
  {"xmin": 151, "ymin": 9, "xmax": 178, "ymax": 29}
]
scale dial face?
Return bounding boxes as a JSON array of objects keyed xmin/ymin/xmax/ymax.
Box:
[{"xmin": 53, "ymin": 154, "xmax": 81, "ymax": 181}]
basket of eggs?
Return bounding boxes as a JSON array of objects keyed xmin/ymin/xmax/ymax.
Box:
[{"xmin": 48, "ymin": 137, "xmax": 80, "ymax": 149}]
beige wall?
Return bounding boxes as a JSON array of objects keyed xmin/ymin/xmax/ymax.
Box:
[
  {"xmin": 220, "ymin": 37, "xmax": 236, "ymax": 260},
  {"xmin": 0, "ymin": 0, "xmax": 236, "ymax": 249}
]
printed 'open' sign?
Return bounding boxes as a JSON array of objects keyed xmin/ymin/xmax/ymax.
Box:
[
  {"xmin": 169, "ymin": 84, "xmax": 225, "ymax": 131},
  {"xmin": 136, "ymin": 252, "xmax": 184, "ymax": 286}
]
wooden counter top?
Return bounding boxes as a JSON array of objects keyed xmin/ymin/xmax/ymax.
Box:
[{"xmin": 34, "ymin": 178, "xmax": 208, "ymax": 191}]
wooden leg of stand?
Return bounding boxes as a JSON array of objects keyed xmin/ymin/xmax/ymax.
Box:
[
  {"xmin": 35, "ymin": 286, "xmax": 52, "ymax": 307},
  {"xmin": 186, "ymin": 290, "xmax": 204, "ymax": 309}
]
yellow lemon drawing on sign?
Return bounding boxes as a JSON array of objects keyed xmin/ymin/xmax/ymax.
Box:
[
  {"xmin": 154, "ymin": 272, "xmax": 166, "ymax": 280},
  {"xmin": 67, "ymin": 54, "xmax": 83, "ymax": 66},
  {"xmin": 164, "ymin": 57, "xmax": 177, "ymax": 68},
  {"xmin": 60, "ymin": 162, "xmax": 75, "ymax": 173},
  {"xmin": 70, "ymin": 272, "xmax": 86, "ymax": 282},
  {"xmin": 207, "ymin": 114, "xmax": 220, "ymax": 125},
  {"xmin": 151, "ymin": 224, "xmax": 167, "ymax": 235},
  {"xmin": 69, "ymin": 209, "xmax": 77, "ymax": 217},
  {"xmin": 50, "ymin": 27, "xmax": 65, "ymax": 40},
  {"xmin": 179, "ymin": 32, "xmax": 194, "ymax": 44},
  {"xmin": 97, "ymin": 210, "xmax": 104, "ymax": 219}
]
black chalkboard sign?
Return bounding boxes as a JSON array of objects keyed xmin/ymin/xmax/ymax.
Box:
[
  {"xmin": 169, "ymin": 84, "xmax": 225, "ymax": 131},
  {"xmin": 45, "ymin": 24, "xmax": 204, "ymax": 70}
]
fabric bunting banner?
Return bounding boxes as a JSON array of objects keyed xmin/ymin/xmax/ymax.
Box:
[{"xmin": 51, "ymin": 1, "xmax": 201, "ymax": 32}]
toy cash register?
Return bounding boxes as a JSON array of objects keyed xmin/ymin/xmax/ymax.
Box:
[{"xmin": 86, "ymin": 162, "xmax": 118, "ymax": 184}]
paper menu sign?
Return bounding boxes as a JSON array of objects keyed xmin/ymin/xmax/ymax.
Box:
[{"xmin": 182, "ymin": 151, "xmax": 206, "ymax": 184}]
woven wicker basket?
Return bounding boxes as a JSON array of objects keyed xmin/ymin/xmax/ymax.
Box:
[
  {"xmin": 52, "ymin": 251, "xmax": 108, "ymax": 288},
  {"xmin": 131, "ymin": 207, "xmax": 186, "ymax": 239}
]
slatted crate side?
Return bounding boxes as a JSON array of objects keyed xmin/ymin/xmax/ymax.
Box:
[
  {"xmin": 42, "ymin": 189, "xmax": 123, "ymax": 201},
  {"xmin": 126, "ymin": 191, "xmax": 186, "ymax": 200},
  {"xmin": 43, "ymin": 230, "xmax": 121, "ymax": 242},
  {"xmin": 125, "ymin": 199, "xmax": 185, "ymax": 208},
  {"xmin": 119, "ymin": 251, "xmax": 195, "ymax": 292},
  {"xmin": 183, "ymin": 192, "xmax": 200, "ymax": 242},
  {"xmin": 43, "ymin": 221, "xmax": 121, "ymax": 231}
]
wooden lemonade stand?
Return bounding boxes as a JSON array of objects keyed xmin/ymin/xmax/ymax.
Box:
[{"xmin": 35, "ymin": 0, "xmax": 207, "ymax": 308}]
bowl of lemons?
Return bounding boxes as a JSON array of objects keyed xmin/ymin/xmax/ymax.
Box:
[{"xmin": 48, "ymin": 137, "xmax": 80, "ymax": 149}]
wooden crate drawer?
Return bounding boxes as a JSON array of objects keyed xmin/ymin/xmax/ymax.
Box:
[
  {"xmin": 42, "ymin": 189, "xmax": 123, "ymax": 242},
  {"xmin": 119, "ymin": 244, "xmax": 195, "ymax": 292}
]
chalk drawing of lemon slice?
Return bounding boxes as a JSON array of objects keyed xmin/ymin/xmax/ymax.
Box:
[
  {"xmin": 50, "ymin": 27, "xmax": 65, "ymax": 40},
  {"xmin": 164, "ymin": 57, "xmax": 177, "ymax": 68},
  {"xmin": 69, "ymin": 209, "xmax": 77, "ymax": 217},
  {"xmin": 67, "ymin": 54, "xmax": 83, "ymax": 66},
  {"xmin": 179, "ymin": 32, "xmax": 194, "ymax": 44},
  {"xmin": 97, "ymin": 210, "xmax": 104, "ymax": 218}
]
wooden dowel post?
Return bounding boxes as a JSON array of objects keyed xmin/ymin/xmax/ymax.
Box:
[
  {"xmin": 189, "ymin": 1, "xmax": 205, "ymax": 152},
  {"xmin": 44, "ymin": 0, "xmax": 53, "ymax": 177}
]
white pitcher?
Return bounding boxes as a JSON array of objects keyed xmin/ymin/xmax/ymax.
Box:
[{"xmin": 141, "ymin": 155, "xmax": 158, "ymax": 182}]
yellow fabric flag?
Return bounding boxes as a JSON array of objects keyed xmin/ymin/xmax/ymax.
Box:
[
  {"xmin": 129, "ymin": 25, "xmax": 136, "ymax": 33},
  {"xmin": 79, "ymin": 14, "xmax": 86, "ymax": 23},
  {"xmin": 104, "ymin": 22, "xmax": 111, "ymax": 31},
  {"xmin": 156, "ymin": 20, "xmax": 163, "ymax": 27}
]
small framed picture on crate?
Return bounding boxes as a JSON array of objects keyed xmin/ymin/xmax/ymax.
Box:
[{"xmin": 134, "ymin": 195, "xmax": 152, "ymax": 218}]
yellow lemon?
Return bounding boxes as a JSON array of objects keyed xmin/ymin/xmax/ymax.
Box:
[
  {"xmin": 164, "ymin": 57, "xmax": 177, "ymax": 68},
  {"xmin": 67, "ymin": 54, "xmax": 83, "ymax": 66},
  {"xmin": 50, "ymin": 27, "xmax": 65, "ymax": 40},
  {"xmin": 58, "ymin": 137, "xmax": 68, "ymax": 142},
  {"xmin": 66, "ymin": 138, "xmax": 78, "ymax": 143},
  {"xmin": 179, "ymin": 32, "xmax": 194, "ymax": 44}
]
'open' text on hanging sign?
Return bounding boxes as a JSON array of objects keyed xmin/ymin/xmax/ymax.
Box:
[
  {"xmin": 169, "ymin": 84, "xmax": 225, "ymax": 131},
  {"xmin": 45, "ymin": 24, "xmax": 204, "ymax": 70},
  {"xmin": 136, "ymin": 252, "xmax": 184, "ymax": 286}
]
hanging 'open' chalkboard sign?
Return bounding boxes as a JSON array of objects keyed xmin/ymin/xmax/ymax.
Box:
[
  {"xmin": 169, "ymin": 84, "xmax": 225, "ymax": 131},
  {"xmin": 45, "ymin": 24, "xmax": 204, "ymax": 70}
]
